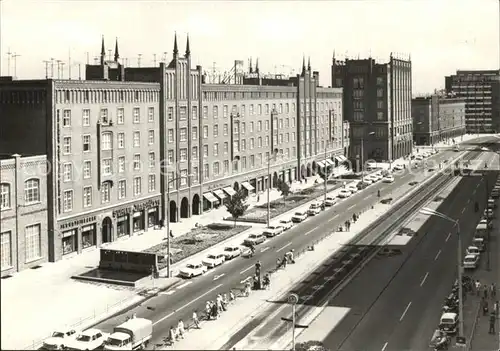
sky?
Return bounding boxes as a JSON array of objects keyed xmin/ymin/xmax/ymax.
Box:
[{"xmin": 0, "ymin": 0, "xmax": 499, "ymax": 94}]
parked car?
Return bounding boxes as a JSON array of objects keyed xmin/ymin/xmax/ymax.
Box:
[
  {"xmin": 179, "ymin": 262, "xmax": 208, "ymax": 278},
  {"xmin": 453, "ymin": 146, "xmax": 460, "ymax": 152},
  {"xmin": 223, "ymin": 246, "xmax": 241, "ymax": 260},
  {"xmin": 307, "ymin": 202, "xmax": 322, "ymax": 216},
  {"xmin": 383, "ymin": 175, "xmax": 395, "ymax": 183},
  {"xmin": 292, "ymin": 211, "xmax": 308, "ymax": 223},
  {"xmin": 393, "ymin": 164, "xmax": 404, "ymax": 171},
  {"xmin": 370, "ymin": 173, "xmax": 383, "ymax": 182},
  {"xmin": 479, "ymin": 218, "xmax": 493, "ymax": 229},
  {"xmin": 439, "ymin": 312, "xmax": 458, "ymax": 334},
  {"xmin": 244, "ymin": 233, "xmax": 266, "ymax": 246},
  {"xmin": 324, "ymin": 196, "xmax": 337, "ymax": 207},
  {"xmin": 202, "ymin": 253, "xmax": 226, "ymax": 268},
  {"xmin": 241, "ymin": 246, "xmax": 253, "ymax": 258},
  {"xmin": 463, "ymin": 254, "xmax": 479, "ymax": 269},
  {"xmin": 346, "ymin": 184, "xmax": 358, "ymax": 193},
  {"xmin": 338, "ymin": 189, "xmax": 352, "ymax": 198},
  {"xmin": 262, "ymin": 225, "xmax": 284, "ymax": 237},
  {"xmin": 466, "ymin": 246, "xmax": 481, "ymax": 257},
  {"xmin": 279, "ymin": 218, "xmax": 293, "ymax": 230},
  {"xmin": 472, "ymin": 237, "xmax": 485, "ymax": 252},
  {"xmin": 415, "ymin": 155, "xmax": 424, "ymax": 161},
  {"xmin": 65, "ymin": 329, "xmax": 108, "ymax": 350},
  {"xmin": 42, "ymin": 329, "xmax": 78, "ymax": 350}
]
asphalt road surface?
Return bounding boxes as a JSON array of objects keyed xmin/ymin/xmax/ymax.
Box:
[{"xmin": 91, "ymin": 144, "xmax": 489, "ymax": 347}]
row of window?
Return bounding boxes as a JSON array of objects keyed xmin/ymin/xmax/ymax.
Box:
[
  {"xmin": 60, "ymin": 106, "xmax": 155, "ymax": 128},
  {"xmin": 55, "ymin": 89, "xmax": 158, "ymax": 105},
  {"xmin": 67, "ymin": 130, "xmax": 156, "ymax": 155},
  {"xmin": 0, "ymin": 179, "xmax": 40, "ymax": 210},
  {"xmin": 1, "ymin": 224, "xmax": 41, "ymax": 269}
]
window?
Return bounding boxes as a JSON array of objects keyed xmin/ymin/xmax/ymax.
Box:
[
  {"xmin": 148, "ymin": 107, "xmax": 154, "ymax": 122},
  {"xmin": 213, "ymin": 106, "xmax": 219, "ymax": 119},
  {"xmin": 203, "ymin": 126, "xmax": 208, "ymax": 138},
  {"xmin": 265, "ymin": 104, "xmax": 269, "ymax": 114},
  {"xmin": 133, "ymin": 107, "xmax": 140, "ymax": 123},
  {"xmin": 134, "ymin": 177, "xmax": 142, "ymax": 195},
  {"xmin": 241, "ymin": 105, "xmax": 246, "ymax": 117},
  {"xmin": 149, "ymin": 152, "xmax": 155, "ymax": 168},
  {"xmin": 213, "ymin": 162, "xmax": 220, "ymax": 176},
  {"xmin": 25, "ymin": 224, "xmax": 41, "ymax": 262},
  {"xmin": 233, "ymin": 140, "xmax": 240, "ymax": 152},
  {"xmin": 192, "ymin": 106, "xmax": 198, "ymax": 119},
  {"xmin": 63, "ymin": 136, "xmax": 72, "ymax": 154},
  {"xmin": 258, "ymin": 104, "xmax": 262, "ymax": 115},
  {"xmin": 148, "ymin": 174, "xmax": 156, "ymax": 192},
  {"xmin": 241, "ymin": 139, "xmax": 246, "ymax": 151},
  {"xmin": 377, "ymin": 77, "xmax": 384, "ymax": 86},
  {"xmin": 180, "ymin": 148, "xmax": 187, "ymax": 162},
  {"xmin": 192, "ymin": 167, "xmax": 199, "ymax": 183},
  {"xmin": 250, "ymin": 122, "xmax": 254, "ymax": 133},
  {"xmin": 223, "ymin": 105, "xmax": 228, "ymax": 118},
  {"xmin": 134, "ymin": 154, "xmax": 141, "ymax": 171},
  {"xmin": 133, "ymin": 131, "xmax": 140, "ymax": 147},
  {"xmin": 179, "ymin": 106, "xmax": 187, "ymax": 120},
  {"xmin": 148, "ymin": 129, "xmax": 155, "ymax": 145},
  {"xmin": 249, "ymin": 104, "xmax": 254, "ymax": 115},
  {"xmin": 82, "ymin": 109, "xmax": 90, "ymax": 126},
  {"xmin": 265, "ymin": 136, "xmax": 269, "ymax": 146},
  {"xmin": 213, "ymin": 143, "xmax": 219, "ymax": 156},
  {"xmin": 100, "ymin": 108, "xmax": 109, "ymax": 124},
  {"xmin": 117, "ymin": 108, "xmax": 124, "ymax": 124},
  {"xmin": 1, "ymin": 231, "xmax": 11, "ymax": 269},
  {"xmin": 265, "ymin": 120, "xmax": 269, "ymax": 130},
  {"xmin": 223, "ymin": 124, "xmax": 228, "ymax": 135},
  {"xmin": 203, "ymin": 106, "xmax": 208, "ymax": 119},
  {"xmin": 118, "ymin": 157, "xmax": 125, "ymax": 173},
  {"xmin": 168, "ymin": 150, "xmax": 174, "ymax": 164},
  {"xmin": 234, "ymin": 122, "xmax": 239, "ymax": 135},
  {"xmin": 167, "ymin": 107, "xmax": 174, "ymax": 121},
  {"xmin": 250, "ymin": 138, "xmax": 255, "ymax": 149},
  {"xmin": 354, "ymin": 100, "xmax": 364, "ymax": 109},
  {"xmin": 83, "ymin": 186, "xmax": 92, "ymax": 207},
  {"xmin": 118, "ymin": 180, "xmax": 126, "ymax": 199},
  {"xmin": 168, "ymin": 129, "xmax": 174, "ymax": 143},
  {"xmin": 180, "ymin": 170, "xmax": 188, "ymax": 185},
  {"xmin": 83, "ymin": 161, "xmax": 91, "ymax": 178},
  {"xmin": 203, "ymin": 164, "xmax": 209, "ymax": 179},
  {"xmin": 192, "ymin": 146, "xmax": 198, "ymax": 160},
  {"xmin": 377, "ymin": 88, "xmax": 384, "ymax": 98},
  {"xmin": 203, "ymin": 145, "xmax": 208, "ymax": 158},
  {"xmin": 192, "ymin": 127, "xmax": 198, "ymax": 140},
  {"xmin": 213, "ymin": 125, "xmax": 219, "ymax": 137},
  {"xmin": 117, "ymin": 133, "xmax": 125, "ymax": 148},
  {"xmin": 101, "ymin": 182, "xmax": 111, "ymax": 203},
  {"xmin": 101, "ymin": 132, "xmax": 112, "ymax": 150},
  {"xmin": 377, "ymin": 100, "xmax": 384, "ymax": 109},
  {"xmin": 62, "ymin": 109, "xmax": 71, "ymax": 127},
  {"xmin": 353, "ymin": 111, "xmax": 364, "ymax": 121},
  {"xmin": 63, "ymin": 163, "xmax": 72, "ymax": 182},
  {"xmin": 257, "ymin": 121, "xmax": 262, "ymax": 132},
  {"xmin": 24, "ymin": 179, "xmax": 40, "ymax": 204},
  {"xmin": 1, "ymin": 183, "xmax": 11, "ymax": 209},
  {"xmin": 258, "ymin": 137, "xmax": 262, "ymax": 148},
  {"xmin": 224, "ymin": 142, "xmax": 229, "ymax": 154},
  {"xmin": 102, "ymin": 158, "xmax": 113, "ymax": 175},
  {"xmin": 377, "ymin": 112, "xmax": 384, "ymax": 121},
  {"xmin": 63, "ymin": 190, "xmax": 73, "ymax": 212},
  {"xmin": 241, "ymin": 122, "xmax": 246, "ymax": 134}
]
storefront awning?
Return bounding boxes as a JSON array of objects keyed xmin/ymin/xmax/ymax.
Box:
[
  {"xmin": 213, "ymin": 189, "xmax": 227, "ymax": 200},
  {"xmin": 241, "ymin": 181, "xmax": 255, "ymax": 191},
  {"xmin": 335, "ymin": 156, "xmax": 343, "ymax": 163},
  {"xmin": 223, "ymin": 186, "xmax": 236, "ymax": 196},
  {"xmin": 203, "ymin": 192, "xmax": 219, "ymax": 203},
  {"xmin": 316, "ymin": 160, "xmax": 326, "ymax": 168},
  {"xmin": 325, "ymin": 159, "xmax": 335, "ymax": 166},
  {"xmin": 339, "ymin": 155, "xmax": 348, "ymax": 162}
]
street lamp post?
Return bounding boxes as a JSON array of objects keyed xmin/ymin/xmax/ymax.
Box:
[
  {"xmin": 324, "ymin": 141, "xmax": 330, "ymax": 205},
  {"xmin": 420, "ymin": 207, "xmax": 464, "ymax": 344},
  {"xmin": 166, "ymin": 172, "xmax": 194, "ymax": 278},
  {"xmin": 266, "ymin": 148, "xmax": 279, "ymax": 228}
]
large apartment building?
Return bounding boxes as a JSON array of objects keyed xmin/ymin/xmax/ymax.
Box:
[
  {"xmin": 445, "ymin": 70, "xmax": 500, "ymax": 133},
  {"xmin": 0, "ymin": 35, "xmax": 348, "ymax": 267},
  {"xmin": 331, "ymin": 54, "xmax": 413, "ymax": 164}
]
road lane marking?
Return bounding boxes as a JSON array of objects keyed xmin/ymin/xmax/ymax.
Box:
[
  {"xmin": 399, "ymin": 301, "xmax": 412, "ymax": 321},
  {"xmin": 240, "ymin": 265, "xmax": 254, "ymax": 275},
  {"xmin": 213, "ymin": 273, "xmax": 225, "ymax": 281},
  {"xmin": 347, "ymin": 205, "xmax": 355, "ymax": 211},
  {"xmin": 381, "ymin": 342, "xmax": 388, "ymax": 351},
  {"xmin": 446, "ymin": 232, "xmax": 452, "ymax": 242},
  {"xmin": 177, "ymin": 281, "xmax": 192, "ymax": 289},
  {"xmin": 160, "ymin": 291, "xmax": 176, "ymax": 296},
  {"xmin": 420, "ymin": 272, "xmax": 429, "ymax": 287},
  {"xmin": 328, "ymin": 215, "xmax": 339, "ymax": 222},
  {"xmin": 240, "ymin": 276, "xmax": 252, "ymax": 284},
  {"xmin": 461, "ymin": 207, "xmax": 466, "ymax": 214},
  {"xmin": 435, "ymin": 250, "xmax": 441, "ymax": 261},
  {"xmin": 277, "ymin": 242, "xmax": 292, "ymax": 252},
  {"xmin": 153, "ymin": 283, "xmax": 223, "ymax": 326},
  {"xmin": 304, "ymin": 228, "xmax": 316, "ymax": 236},
  {"xmin": 261, "ymin": 247, "xmax": 270, "ymax": 253}
]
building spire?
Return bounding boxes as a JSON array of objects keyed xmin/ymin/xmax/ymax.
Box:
[
  {"xmin": 173, "ymin": 32, "xmax": 179, "ymax": 58},
  {"xmin": 249, "ymin": 57, "xmax": 253, "ymax": 73},
  {"xmin": 114, "ymin": 37, "xmax": 119, "ymax": 62},
  {"xmin": 307, "ymin": 57, "xmax": 311, "ymax": 71},
  {"xmin": 255, "ymin": 58, "xmax": 259, "ymax": 74},
  {"xmin": 332, "ymin": 50, "xmax": 336, "ymax": 63},
  {"xmin": 185, "ymin": 33, "xmax": 190, "ymax": 57},
  {"xmin": 100, "ymin": 35, "xmax": 105, "ymax": 65},
  {"xmin": 301, "ymin": 55, "xmax": 306, "ymax": 76}
]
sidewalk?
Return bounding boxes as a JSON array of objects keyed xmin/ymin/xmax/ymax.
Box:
[
  {"xmin": 0, "ymin": 176, "xmax": 324, "ymax": 350},
  {"xmin": 465, "ymin": 190, "xmax": 500, "ymax": 351}
]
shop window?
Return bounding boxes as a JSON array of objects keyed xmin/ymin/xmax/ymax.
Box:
[
  {"xmin": 1, "ymin": 231, "xmax": 12, "ymax": 269},
  {"xmin": 81, "ymin": 225, "xmax": 96, "ymax": 249},
  {"xmin": 25, "ymin": 224, "xmax": 41, "ymax": 262},
  {"xmin": 62, "ymin": 229, "xmax": 77, "ymax": 255}
]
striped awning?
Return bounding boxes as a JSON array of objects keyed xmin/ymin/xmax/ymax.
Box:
[
  {"xmin": 334, "ymin": 156, "xmax": 343, "ymax": 163},
  {"xmin": 241, "ymin": 182, "xmax": 255, "ymax": 191},
  {"xmin": 213, "ymin": 189, "xmax": 227, "ymax": 200},
  {"xmin": 316, "ymin": 160, "xmax": 326, "ymax": 168},
  {"xmin": 339, "ymin": 155, "xmax": 348, "ymax": 162},
  {"xmin": 325, "ymin": 159, "xmax": 335, "ymax": 166},
  {"xmin": 223, "ymin": 186, "xmax": 236, "ymax": 196},
  {"xmin": 203, "ymin": 192, "xmax": 218, "ymax": 203}
]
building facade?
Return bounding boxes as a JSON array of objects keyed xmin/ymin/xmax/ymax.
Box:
[
  {"xmin": 1, "ymin": 155, "xmax": 49, "ymax": 277},
  {"xmin": 412, "ymin": 95, "xmax": 466, "ymax": 145},
  {"xmin": 331, "ymin": 54, "xmax": 413, "ymax": 164},
  {"xmin": 445, "ymin": 70, "xmax": 500, "ymax": 133}
]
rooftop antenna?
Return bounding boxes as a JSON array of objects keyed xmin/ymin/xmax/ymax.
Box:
[
  {"xmin": 153, "ymin": 54, "xmax": 157, "ymax": 66},
  {"xmin": 12, "ymin": 53, "xmax": 21, "ymax": 79},
  {"xmin": 162, "ymin": 52, "xmax": 167, "ymax": 63},
  {"xmin": 43, "ymin": 60, "xmax": 50, "ymax": 79},
  {"xmin": 85, "ymin": 52, "xmax": 90, "ymax": 65},
  {"xmin": 123, "ymin": 58, "xmax": 128, "ymax": 67},
  {"xmin": 78, "ymin": 63, "xmax": 81, "ymax": 80},
  {"xmin": 68, "ymin": 49, "xmax": 72, "ymax": 80},
  {"xmin": 50, "ymin": 58, "xmax": 55, "ymax": 78},
  {"xmin": 56, "ymin": 60, "xmax": 63, "ymax": 79},
  {"xmin": 138, "ymin": 54, "xmax": 142, "ymax": 67},
  {"xmin": 6, "ymin": 48, "xmax": 12, "ymax": 76}
]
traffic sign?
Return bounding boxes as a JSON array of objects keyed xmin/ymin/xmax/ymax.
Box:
[{"xmin": 288, "ymin": 293, "xmax": 299, "ymax": 305}]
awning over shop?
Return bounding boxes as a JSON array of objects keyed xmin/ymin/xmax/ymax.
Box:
[
  {"xmin": 325, "ymin": 159, "xmax": 335, "ymax": 166},
  {"xmin": 223, "ymin": 186, "xmax": 236, "ymax": 196},
  {"xmin": 316, "ymin": 160, "xmax": 326, "ymax": 168},
  {"xmin": 339, "ymin": 155, "xmax": 348, "ymax": 162},
  {"xmin": 241, "ymin": 181, "xmax": 255, "ymax": 191},
  {"xmin": 334, "ymin": 156, "xmax": 343, "ymax": 163},
  {"xmin": 203, "ymin": 192, "xmax": 219, "ymax": 203},
  {"xmin": 213, "ymin": 189, "xmax": 227, "ymax": 200}
]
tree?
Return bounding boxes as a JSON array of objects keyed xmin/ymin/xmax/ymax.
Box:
[
  {"xmin": 225, "ymin": 189, "xmax": 249, "ymax": 227},
  {"xmin": 275, "ymin": 178, "xmax": 291, "ymax": 205},
  {"xmin": 296, "ymin": 340, "xmax": 330, "ymax": 351}
]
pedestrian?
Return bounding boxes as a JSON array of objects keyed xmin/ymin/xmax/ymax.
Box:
[
  {"xmin": 257, "ymin": 194, "xmax": 260, "ymax": 202},
  {"xmin": 177, "ymin": 319, "xmax": 185, "ymax": 339},
  {"xmin": 205, "ymin": 301, "xmax": 211, "ymax": 320},
  {"xmin": 170, "ymin": 230, "xmax": 174, "ymax": 238},
  {"xmin": 229, "ymin": 290, "xmax": 235, "ymax": 302},
  {"xmin": 282, "ymin": 254, "xmax": 288, "ymax": 268},
  {"xmin": 352, "ymin": 213, "xmax": 356, "ymax": 223},
  {"xmin": 192, "ymin": 310, "xmax": 200, "ymax": 329},
  {"xmin": 489, "ymin": 312, "xmax": 496, "ymax": 333},
  {"xmin": 211, "ymin": 301, "xmax": 219, "ymax": 319},
  {"xmin": 484, "ymin": 285, "xmax": 489, "ymax": 299},
  {"xmin": 223, "ymin": 293, "xmax": 229, "ymax": 305},
  {"xmin": 169, "ymin": 326, "xmax": 177, "ymax": 344},
  {"xmin": 493, "ymin": 300, "xmax": 499, "ymax": 317},
  {"xmin": 491, "ymin": 283, "xmax": 497, "ymax": 298},
  {"xmin": 483, "ymin": 298, "xmax": 489, "ymax": 316},
  {"xmin": 475, "ymin": 280, "xmax": 481, "ymax": 296}
]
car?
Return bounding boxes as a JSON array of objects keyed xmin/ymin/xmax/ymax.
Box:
[
  {"xmin": 307, "ymin": 202, "xmax": 322, "ymax": 216},
  {"xmin": 42, "ymin": 328, "xmax": 78, "ymax": 350},
  {"xmin": 393, "ymin": 164, "xmax": 404, "ymax": 171},
  {"xmin": 439, "ymin": 312, "xmax": 458, "ymax": 334},
  {"xmin": 453, "ymin": 146, "xmax": 460, "ymax": 152},
  {"xmin": 324, "ymin": 196, "xmax": 337, "ymax": 207},
  {"xmin": 64, "ymin": 329, "xmax": 108, "ymax": 350},
  {"xmin": 485, "ymin": 208, "xmax": 494, "ymax": 219},
  {"xmin": 241, "ymin": 246, "xmax": 253, "ymax": 258},
  {"xmin": 481, "ymin": 147, "xmax": 489, "ymax": 151},
  {"xmin": 415, "ymin": 155, "xmax": 424, "ymax": 161},
  {"xmin": 371, "ymin": 173, "xmax": 383, "ymax": 181},
  {"xmin": 360, "ymin": 179, "xmax": 373, "ymax": 187},
  {"xmin": 491, "ymin": 191, "xmax": 499, "ymax": 199},
  {"xmin": 463, "ymin": 254, "xmax": 479, "ymax": 269},
  {"xmin": 223, "ymin": 246, "xmax": 241, "ymax": 260},
  {"xmin": 262, "ymin": 225, "xmax": 284, "ymax": 237},
  {"xmin": 466, "ymin": 246, "xmax": 481, "ymax": 257},
  {"xmin": 291, "ymin": 211, "xmax": 308, "ymax": 223},
  {"xmin": 244, "ymin": 233, "xmax": 266, "ymax": 246},
  {"xmin": 479, "ymin": 218, "xmax": 493, "ymax": 229},
  {"xmin": 279, "ymin": 218, "xmax": 293, "ymax": 230},
  {"xmin": 346, "ymin": 184, "xmax": 358, "ymax": 193},
  {"xmin": 179, "ymin": 262, "xmax": 208, "ymax": 278},
  {"xmin": 338, "ymin": 189, "xmax": 352, "ymax": 198},
  {"xmin": 202, "ymin": 253, "xmax": 226, "ymax": 268},
  {"xmin": 383, "ymin": 175, "xmax": 395, "ymax": 183},
  {"xmin": 472, "ymin": 237, "xmax": 485, "ymax": 252}
]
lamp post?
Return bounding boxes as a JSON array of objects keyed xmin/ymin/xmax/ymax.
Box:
[
  {"xmin": 420, "ymin": 207, "xmax": 464, "ymax": 344},
  {"xmin": 165, "ymin": 172, "xmax": 194, "ymax": 278},
  {"xmin": 323, "ymin": 140, "xmax": 332, "ymax": 205},
  {"xmin": 359, "ymin": 132, "xmax": 375, "ymax": 182},
  {"xmin": 280, "ymin": 293, "xmax": 308, "ymax": 351},
  {"xmin": 266, "ymin": 148, "xmax": 279, "ymax": 228}
]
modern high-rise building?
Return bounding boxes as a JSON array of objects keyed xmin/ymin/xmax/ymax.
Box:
[
  {"xmin": 331, "ymin": 54, "xmax": 413, "ymax": 164},
  {"xmin": 0, "ymin": 35, "xmax": 349, "ymax": 267},
  {"xmin": 445, "ymin": 69, "xmax": 500, "ymax": 133}
]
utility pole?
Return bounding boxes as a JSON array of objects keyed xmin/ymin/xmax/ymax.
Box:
[
  {"xmin": 137, "ymin": 54, "xmax": 142, "ymax": 67},
  {"xmin": 50, "ymin": 58, "xmax": 55, "ymax": 78},
  {"xmin": 68, "ymin": 50, "xmax": 72, "ymax": 80},
  {"xmin": 162, "ymin": 52, "xmax": 167, "ymax": 63},
  {"xmin": 12, "ymin": 53, "xmax": 20, "ymax": 79},
  {"xmin": 78, "ymin": 64, "xmax": 81, "ymax": 80},
  {"xmin": 6, "ymin": 48, "xmax": 12, "ymax": 76},
  {"xmin": 86, "ymin": 52, "xmax": 90, "ymax": 65},
  {"xmin": 43, "ymin": 60, "xmax": 50, "ymax": 79}
]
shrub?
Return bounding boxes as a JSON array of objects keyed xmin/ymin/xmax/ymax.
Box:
[
  {"xmin": 206, "ymin": 223, "xmax": 233, "ymax": 231},
  {"xmin": 409, "ymin": 181, "xmax": 418, "ymax": 186},
  {"xmin": 300, "ymin": 188, "xmax": 315, "ymax": 195}
]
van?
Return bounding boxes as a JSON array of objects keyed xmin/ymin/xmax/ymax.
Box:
[
  {"xmin": 487, "ymin": 199, "xmax": 496, "ymax": 209},
  {"xmin": 472, "ymin": 237, "xmax": 485, "ymax": 252},
  {"xmin": 475, "ymin": 222, "xmax": 488, "ymax": 239}
]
